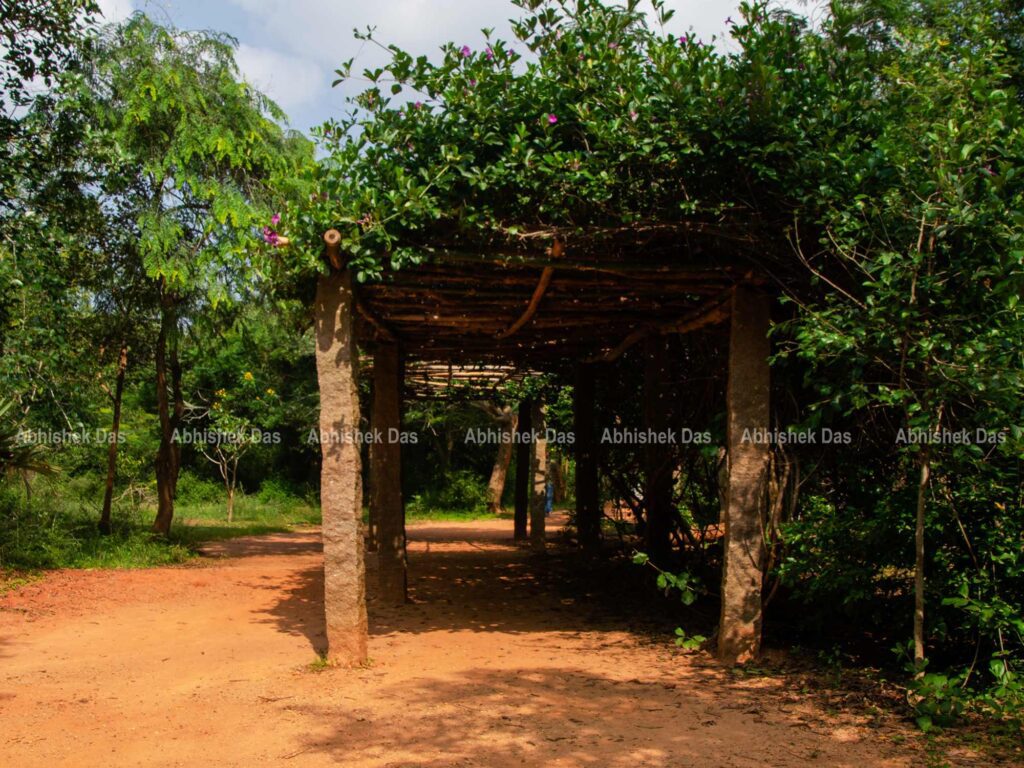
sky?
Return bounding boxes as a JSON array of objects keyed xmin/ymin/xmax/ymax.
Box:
[{"xmin": 95, "ymin": 0, "xmax": 813, "ymax": 135}]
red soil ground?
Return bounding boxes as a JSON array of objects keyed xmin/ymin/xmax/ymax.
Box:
[{"xmin": 0, "ymin": 517, "xmax": 996, "ymax": 767}]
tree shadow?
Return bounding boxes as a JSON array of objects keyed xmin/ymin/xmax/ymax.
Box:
[
  {"xmin": 251, "ymin": 520, "xmax": 711, "ymax": 656},
  {"xmin": 198, "ymin": 530, "xmax": 322, "ymax": 559},
  {"xmin": 274, "ymin": 665, "xmax": 888, "ymax": 767}
]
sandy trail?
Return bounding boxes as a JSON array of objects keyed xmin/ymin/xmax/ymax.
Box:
[{"xmin": 1, "ymin": 517, "xmax": 937, "ymax": 767}]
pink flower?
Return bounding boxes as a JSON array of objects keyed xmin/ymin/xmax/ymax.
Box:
[
  {"xmin": 679, "ymin": 35, "xmax": 688, "ymax": 45},
  {"xmin": 270, "ymin": 213, "xmax": 281, "ymax": 226},
  {"xmin": 609, "ymin": 42, "xmax": 619, "ymax": 50},
  {"xmin": 262, "ymin": 227, "xmax": 280, "ymax": 247},
  {"xmin": 414, "ymin": 101, "xmax": 423, "ymax": 109},
  {"xmin": 485, "ymin": 47, "xmax": 494, "ymax": 60},
  {"xmin": 630, "ymin": 110, "xmax": 639, "ymax": 122},
  {"xmin": 547, "ymin": 113, "xmax": 558, "ymax": 125},
  {"xmin": 460, "ymin": 45, "xmax": 471, "ymax": 58}
]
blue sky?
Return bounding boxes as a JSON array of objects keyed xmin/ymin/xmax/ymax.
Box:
[{"xmin": 97, "ymin": 0, "xmax": 813, "ymax": 135}]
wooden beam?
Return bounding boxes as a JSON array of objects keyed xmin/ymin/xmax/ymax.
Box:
[
  {"xmin": 324, "ymin": 229, "xmax": 343, "ymax": 270},
  {"xmin": 588, "ymin": 291, "xmax": 733, "ymax": 364},
  {"xmin": 494, "ymin": 267, "xmax": 554, "ymax": 340}
]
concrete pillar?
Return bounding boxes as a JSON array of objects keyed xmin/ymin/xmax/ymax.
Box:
[
  {"xmin": 574, "ymin": 363, "xmax": 600, "ymax": 551},
  {"xmin": 314, "ymin": 269, "xmax": 367, "ymax": 666},
  {"xmin": 643, "ymin": 336, "xmax": 674, "ymax": 566},
  {"xmin": 371, "ymin": 342, "xmax": 406, "ymax": 605},
  {"xmin": 530, "ymin": 401, "xmax": 547, "ymax": 553},
  {"xmin": 718, "ymin": 285, "xmax": 771, "ymax": 665},
  {"xmin": 513, "ymin": 399, "xmax": 532, "ymax": 541}
]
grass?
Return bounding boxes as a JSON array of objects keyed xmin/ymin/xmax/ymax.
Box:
[
  {"xmin": 0, "ymin": 484, "xmax": 321, "ymax": 572},
  {"xmin": 1, "ymin": 475, "xmax": 496, "ymax": 574},
  {"xmin": 403, "ymin": 506, "xmax": 498, "ymax": 522}
]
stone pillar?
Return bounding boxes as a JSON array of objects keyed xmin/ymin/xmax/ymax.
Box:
[
  {"xmin": 314, "ymin": 269, "xmax": 367, "ymax": 666},
  {"xmin": 574, "ymin": 363, "xmax": 600, "ymax": 551},
  {"xmin": 371, "ymin": 342, "xmax": 406, "ymax": 605},
  {"xmin": 530, "ymin": 401, "xmax": 547, "ymax": 553},
  {"xmin": 513, "ymin": 399, "xmax": 532, "ymax": 541},
  {"xmin": 643, "ymin": 336, "xmax": 674, "ymax": 566},
  {"xmin": 718, "ymin": 285, "xmax": 771, "ymax": 665}
]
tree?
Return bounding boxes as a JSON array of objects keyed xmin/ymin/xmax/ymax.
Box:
[
  {"xmin": 198, "ymin": 371, "xmax": 280, "ymax": 522},
  {"xmin": 47, "ymin": 15, "xmax": 309, "ymax": 535}
]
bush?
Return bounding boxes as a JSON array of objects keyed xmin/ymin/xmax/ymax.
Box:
[
  {"xmin": 0, "ymin": 480, "xmax": 191, "ymax": 570},
  {"xmin": 256, "ymin": 477, "xmax": 308, "ymax": 506},
  {"xmin": 407, "ymin": 470, "xmax": 489, "ymax": 516},
  {"xmin": 174, "ymin": 471, "xmax": 223, "ymax": 505}
]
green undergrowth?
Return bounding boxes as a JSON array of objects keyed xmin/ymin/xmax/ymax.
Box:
[{"xmin": 0, "ymin": 477, "xmax": 320, "ymax": 571}]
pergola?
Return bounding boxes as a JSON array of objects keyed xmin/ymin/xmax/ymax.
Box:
[{"xmin": 314, "ymin": 218, "xmax": 782, "ymax": 666}]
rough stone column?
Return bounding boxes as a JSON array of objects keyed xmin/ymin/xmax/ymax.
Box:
[
  {"xmin": 643, "ymin": 336, "xmax": 674, "ymax": 566},
  {"xmin": 314, "ymin": 269, "xmax": 367, "ymax": 666},
  {"xmin": 718, "ymin": 285, "xmax": 771, "ymax": 665},
  {"xmin": 371, "ymin": 342, "xmax": 406, "ymax": 605},
  {"xmin": 513, "ymin": 399, "xmax": 532, "ymax": 541},
  {"xmin": 574, "ymin": 363, "xmax": 601, "ymax": 551},
  {"xmin": 530, "ymin": 402, "xmax": 547, "ymax": 553}
]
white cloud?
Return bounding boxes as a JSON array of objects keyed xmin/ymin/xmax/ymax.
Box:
[
  {"xmin": 225, "ymin": 0, "xmax": 814, "ymax": 69},
  {"xmin": 215, "ymin": 0, "xmax": 817, "ymax": 128},
  {"xmin": 235, "ymin": 44, "xmax": 326, "ymax": 116},
  {"xmin": 96, "ymin": 0, "xmax": 135, "ymax": 23}
]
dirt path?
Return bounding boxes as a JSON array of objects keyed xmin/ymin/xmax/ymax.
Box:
[{"xmin": 0, "ymin": 518, "xmax": 959, "ymax": 767}]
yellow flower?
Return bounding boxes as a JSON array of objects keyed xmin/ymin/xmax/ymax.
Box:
[
  {"xmin": 243, "ymin": 371, "xmax": 254, "ymax": 381},
  {"xmin": 266, "ymin": 388, "xmax": 276, "ymax": 396},
  {"xmin": 216, "ymin": 388, "xmax": 226, "ymax": 397}
]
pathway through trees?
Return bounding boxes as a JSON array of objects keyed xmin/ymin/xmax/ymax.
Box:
[{"xmin": 1, "ymin": 519, "xmax": 947, "ymax": 766}]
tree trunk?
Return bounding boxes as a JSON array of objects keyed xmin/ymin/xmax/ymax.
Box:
[
  {"xmin": 371, "ymin": 342, "xmax": 407, "ymax": 605},
  {"xmin": 226, "ymin": 484, "xmax": 235, "ymax": 524},
  {"xmin": 718, "ymin": 286, "xmax": 771, "ymax": 666},
  {"xmin": 152, "ymin": 291, "xmax": 180, "ymax": 536},
  {"xmin": 530, "ymin": 402, "xmax": 547, "ymax": 553},
  {"xmin": 315, "ymin": 269, "xmax": 367, "ymax": 665},
  {"xmin": 643, "ymin": 336, "xmax": 673, "ymax": 566},
  {"xmin": 914, "ymin": 444, "xmax": 931, "ymax": 665},
  {"xmin": 99, "ymin": 343, "xmax": 128, "ymax": 535},
  {"xmin": 513, "ymin": 399, "xmax": 532, "ymax": 541},
  {"xmin": 488, "ymin": 412, "xmax": 516, "ymax": 515},
  {"xmin": 574, "ymin": 363, "xmax": 601, "ymax": 551}
]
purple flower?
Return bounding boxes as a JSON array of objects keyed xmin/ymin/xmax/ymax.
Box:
[
  {"xmin": 547, "ymin": 113, "xmax": 558, "ymax": 125},
  {"xmin": 262, "ymin": 227, "xmax": 280, "ymax": 247},
  {"xmin": 460, "ymin": 45, "xmax": 471, "ymax": 58},
  {"xmin": 414, "ymin": 101, "xmax": 423, "ymax": 109},
  {"xmin": 609, "ymin": 42, "xmax": 619, "ymax": 50},
  {"xmin": 486, "ymin": 46, "xmax": 494, "ymax": 60},
  {"xmin": 469, "ymin": 79, "xmax": 477, "ymax": 87},
  {"xmin": 679, "ymin": 35, "xmax": 688, "ymax": 46},
  {"xmin": 270, "ymin": 213, "xmax": 280, "ymax": 226}
]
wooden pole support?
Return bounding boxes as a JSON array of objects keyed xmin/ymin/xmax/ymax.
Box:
[
  {"xmin": 372, "ymin": 341, "xmax": 407, "ymax": 605},
  {"xmin": 314, "ymin": 268, "xmax": 368, "ymax": 666},
  {"xmin": 530, "ymin": 401, "xmax": 547, "ymax": 553},
  {"xmin": 718, "ymin": 285, "xmax": 771, "ymax": 666}
]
